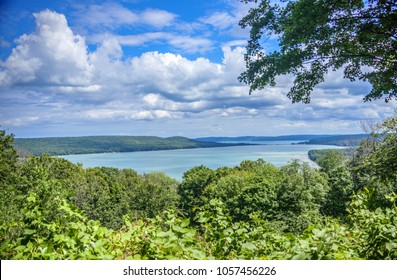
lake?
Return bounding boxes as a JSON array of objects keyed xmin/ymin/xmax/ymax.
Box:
[{"xmin": 61, "ymin": 142, "xmax": 339, "ymax": 181}]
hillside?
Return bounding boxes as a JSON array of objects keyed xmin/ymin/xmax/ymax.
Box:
[
  {"xmin": 195, "ymin": 135, "xmax": 336, "ymax": 142},
  {"xmin": 13, "ymin": 136, "xmax": 249, "ymax": 156},
  {"xmin": 196, "ymin": 134, "xmax": 369, "ymax": 146},
  {"xmin": 299, "ymin": 134, "xmax": 369, "ymax": 146}
]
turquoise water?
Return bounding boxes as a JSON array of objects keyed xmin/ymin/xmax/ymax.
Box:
[{"xmin": 61, "ymin": 143, "xmax": 338, "ymax": 180}]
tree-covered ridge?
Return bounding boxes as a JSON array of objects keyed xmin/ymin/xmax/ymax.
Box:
[
  {"xmin": 197, "ymin": 134, "xmax": 369, "ymax": 146},
  {"xmin": 13, "ymin": 135, "xmax": 249, "ymax": 156},
  {"xmin": 195, "ymin": 134, "xmax": 335, "ymax": 142},
  {"xmin": 301, "ymin": 134, "xmax": 369, "ymax": 146},
  {"xmin": 1, "ymin": 113, "xmax": 396, "ymax": 260}
]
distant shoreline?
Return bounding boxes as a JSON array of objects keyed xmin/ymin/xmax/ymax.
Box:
[{"xmin": 13, "ymin": 134, "xmax": 366, "ymax": 157}]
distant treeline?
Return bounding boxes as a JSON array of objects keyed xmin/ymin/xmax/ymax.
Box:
[
  {"xmin": 196, "ymin": 134, "xmax": 369, "ymax": 146},
  {"xmin": 299, "ymin": 134, "xmax": 369, "ymax": 146},
  {"xmin": 14, "ymin": 136, "xmax": 249, "ymax": 156},
  {"xmin": 195, "ymin": 135, "xmax": 336, "ymax": 142},
  {"xmin": 308, "ymin": 148, "xmax": 353, "ymax": 162}
]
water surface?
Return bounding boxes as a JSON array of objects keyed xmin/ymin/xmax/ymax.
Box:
[{"xmin": 61, "ymin": 143, "xmax": 338, "ymax": 180}]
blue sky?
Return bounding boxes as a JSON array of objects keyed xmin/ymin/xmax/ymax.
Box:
[{"xmin": 0, "ymin": 0, "xmax": 396, "ymax": 138}]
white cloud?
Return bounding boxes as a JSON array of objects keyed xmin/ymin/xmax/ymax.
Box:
[
  {"xmin": 197, "ymin": 0, "xmax": 256, "ymax": 38},
  {"xmin": 81, "ymin": 108, "xmax": 176, "ymax": 121},
  {"xmin": 1, "ymin": 116, "xmax": 39, "ymax": 127},
  {"xmin": 0, "ymin": 10, "xmax": 91, "ymax": 86},
  {"xmin": 127, "ymin": 51, "xmax": 223, "ymax": 100},
  {"xmin": 58, "ymin": 84, "xmax": 102, "ymax": 93},
  {"xmin": 88, "ymin": 32, "xmax": 214, "ymax": 54},
  {"xmin": 73, "ymin": 3, "xmax": 176, "ymax": 30},
  {"xmin": 140, "ymin": 9, "xmax": 176, "ymax": 28},
  {"xmin": 73, "ymin": 2, "xmax": 139, "ymax": 29},
  {"xmin": 166, "ymin": 35, "xmax": 214, "ymax": 54},
  {"xmin": 98, "ymin": 32, "xmax": 215, "ymax": 54},
  {"xmin": 200, "ymin": 12, "xmax": 236, "ymax": 30}
]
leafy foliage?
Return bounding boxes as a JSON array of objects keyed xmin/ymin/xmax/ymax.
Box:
[
  {"xmin": 0, "ymin": 130, "xmax": 20, "ymax": 232},
  {"xmin": 2, "ymin": 194, "xmax": 114, "ymax": 260},
  {"xmin": 177, "ymin": 165, "xmax": 215, "ymax": 219},
  {"xmin": 322, "ymin": 166, "xmax": 354, "ymax": 218},
  {"xmin": 348, "ymin": 189, "xmax": 397, "ymax": 259},
  {"xmin": 363, "ymin": 114, "xmax": 397, "ymax": 183},
  {"xmin": 239, "ymin": 0, "xmax": 397, "ymax": 103}
]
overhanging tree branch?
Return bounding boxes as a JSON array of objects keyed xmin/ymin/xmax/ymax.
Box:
[{"xmin": 239, "ymin": 0, "xmax": 397, "ymax": 103}]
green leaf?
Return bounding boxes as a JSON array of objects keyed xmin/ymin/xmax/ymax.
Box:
[
  {"xmin": 23, "ymin": 229, "xmax": 36, "ymax": 235},
  {"xmin": 385, "ymin": 243, "xmax": 397, "ymax": 252},
  {"xmin": 242, "ymin": 242, "xmax": 257, "ymax": 251},
  {"xmin": 180, "ymin": 218, "xmax": 190, "ymax": 228}
]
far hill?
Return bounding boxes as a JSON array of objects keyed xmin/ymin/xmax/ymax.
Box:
[
  {"xmin": 195, "ymin": 135, "xmax": 337, "ymax": 142},
  {"xmin": 299, "ymin": 134, "xmax": 369, "ymax": 146},
  {"xmin": 14, "ymin": 136, "xmax": 249, "ymax": 156},
  {"xmin": 196, "ymin": 134, "xmax": 369, "ymax": 146}
]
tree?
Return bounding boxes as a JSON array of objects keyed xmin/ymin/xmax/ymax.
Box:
[
  {"xmin": 365, "ymin": 112, "xmax": 397, "ymax": 183},
  {"xmin": 0, "ymin": 129, "xmax": 18, "ymax": 184},
  {"xmin": 178, "ymin": 166, "xmax": 214, "ymax": 219},
  {"xmin": 133, "ymin": 172, "xmax": 179, "ymax": 218},
  {"xmin": 322, "ymin": 166, "xmax": 354, "ymax": 218},
  {"xmin": 357, "ymin": 112, "xmax": 397, "ymax": 190},
  {"xmin": 277, "ymin": 160, "xmax": 329, "ymax": 232},
  {"xmin": 348, "ymin": 112, "xmax": 397, "ymax": 208},
  {"xmin": 202, "ymin": 168, "xmax": 280, "ymax": 221},
  {"xmin": 0, "ymin": 130, "xmax": 20, "ymax": 240},
  {"xmin": 239, "ymin": 0, "xmax": 397, "ymax": 103}
]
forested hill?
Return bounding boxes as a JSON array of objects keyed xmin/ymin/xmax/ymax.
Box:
[
  {"xmin": 299, "ymin": 134, "xmax": 369, "ymax": 146},
  {"xmin": 195, "ymin": 135, "xmax": 335, "ymax": 142},
  {"xmin": 196, "ymin": 134, "xmax": 369, "ymax": 146},
  {"xmin": 13, "ymin": 136, "xmax": 249, "ymax": 156}
]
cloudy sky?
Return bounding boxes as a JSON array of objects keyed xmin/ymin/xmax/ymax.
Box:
[{"xmin": 0, "ymin": 0, "xmax": 395, "ymax": 138}]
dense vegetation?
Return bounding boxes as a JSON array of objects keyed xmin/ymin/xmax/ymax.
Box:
[
  {"xmin": 13, "ymin": 136, "xmax": 248, "ymax": 156},
  {"xmin": 1, "ymin": 113, "xmax": 396, "ymax": 260}
]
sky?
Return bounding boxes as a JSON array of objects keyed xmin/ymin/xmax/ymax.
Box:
[{"xmin": 0, "ymin": 0, "xmax": 396, "ymax": 138}]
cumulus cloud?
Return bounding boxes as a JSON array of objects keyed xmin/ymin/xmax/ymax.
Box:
[{"xmin": 0, "ymin": 10, "xmax": 91, "ymax": 86}]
